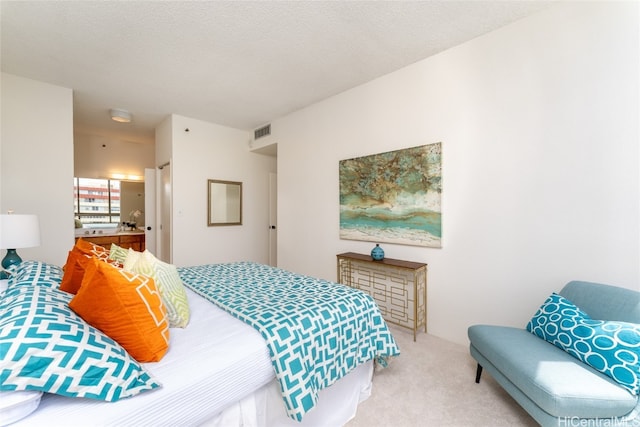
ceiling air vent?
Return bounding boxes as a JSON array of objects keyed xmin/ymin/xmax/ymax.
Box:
[{"xmin": 254, "ymin": 124, "xmax": 271, "ymax": 140}]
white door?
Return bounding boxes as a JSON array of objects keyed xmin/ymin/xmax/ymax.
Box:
[
  {"xmin": 160, "ymin": 163, "xmax": 172, "ymax": 263},
  {"xmin": 269, "ymin": 172, "xmax": 277, "ymax": 266},
  {"xmin": 144, "ymin": 168, "xmax": 157, "ymax": 255}
]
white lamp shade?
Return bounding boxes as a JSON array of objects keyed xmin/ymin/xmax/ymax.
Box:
[{"xmin": 0, "ymin": 214, "xmax": 41, "ymax": 249}]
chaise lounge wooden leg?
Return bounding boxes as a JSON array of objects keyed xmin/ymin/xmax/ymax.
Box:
[{"xmin": 475, "ymin": 363, "xmax": 483, "ymax": 383}]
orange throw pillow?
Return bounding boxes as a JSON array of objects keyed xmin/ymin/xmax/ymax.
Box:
[
  {"xmin": 73, "ymin": 238, "xmax": 112, "ymax": 262},
  {"xmin": 69, "ymin": 258, "xmax": 170, "ymax": 362},
  {"xmin": 59, "ymin": 250, "xmax": 93, "ymax": 294},
  {"xmin": 60, "ymin": 239, "xmax": 122, "ymax": 294}
]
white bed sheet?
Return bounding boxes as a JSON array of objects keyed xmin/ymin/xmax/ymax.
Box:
[
  {"xmin": 13, "ymin": 288, "xmax": 275, "ymax": 427},
  {"xmin": 205, "ymin": 359, "xmax": 373, "ymax": 427}
]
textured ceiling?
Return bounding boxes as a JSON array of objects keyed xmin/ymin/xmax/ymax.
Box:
[{"xmin": 1, "ymin": 1, "xmax": 553, "ymax": 144}]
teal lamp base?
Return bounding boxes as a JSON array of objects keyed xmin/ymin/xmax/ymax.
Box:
[{"xmin": 1, "ymin": 249, "xmax": 21, "ymax": 279}]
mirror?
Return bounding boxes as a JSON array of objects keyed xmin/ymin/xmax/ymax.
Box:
[
  {"xmin": 208, "ymin": 179, "xmax": 242, "ymax": 226},
  {"xmin": 74, "ymin": 177, "xmax": 144, "ymax": 230}
]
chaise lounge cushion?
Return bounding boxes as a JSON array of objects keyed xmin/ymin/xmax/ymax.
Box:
[{"xmin": 468, "ymin": 325, "xmax": 638, "ymax": 418}]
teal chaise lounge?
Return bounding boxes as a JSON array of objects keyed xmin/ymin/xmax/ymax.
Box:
[{"xmin": 469, "ymin": 281, "xmax": 640, "ymax": 426}]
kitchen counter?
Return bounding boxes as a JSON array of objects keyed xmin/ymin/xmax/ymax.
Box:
[
  {"xmin": 75, "ymin": 230, "xmax": 145, "ymax": 251},
  {"xmin": 75, "ymin": 229, "xmax": 144, "ymax": 237}
]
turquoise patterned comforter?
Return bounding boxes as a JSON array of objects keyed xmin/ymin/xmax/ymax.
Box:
[{"xmin": 178, "ymin": 262, "xmax": 400, "ymax": 421}]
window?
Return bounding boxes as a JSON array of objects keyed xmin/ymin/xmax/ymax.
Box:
[{"xmin": 74, "ymin": 178, "xmax": 121, "ymax": 228}]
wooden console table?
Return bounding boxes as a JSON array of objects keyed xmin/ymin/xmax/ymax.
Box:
[{"xmin": 336, "ymin": 252, "xmax": 427, "ymax": 341}]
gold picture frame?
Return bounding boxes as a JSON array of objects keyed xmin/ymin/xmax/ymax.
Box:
[{"xmin": 207, "ymin": 179, "xmax": 242, "ymax": 226}]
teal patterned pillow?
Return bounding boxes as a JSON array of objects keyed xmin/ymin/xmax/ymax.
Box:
[
  {"xmin": 9, "ymin": 261, "xmax": 63, "ymax": 287},
  {"xmin": 9, "ymin": 261, "xmax": 63, "ymax": 288},
  {"xmin": 527, "ymin": 293, "xmax": 640, "ymax": 395},
  {"xmin": 0, "ymin": 285, "xmax": 161, "ymax": 401}
]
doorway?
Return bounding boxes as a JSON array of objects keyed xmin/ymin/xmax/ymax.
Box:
[
  {"xmin": 269, "ymin": 172, "xmax": 277, "ymax": 266},
  {"xmin": 144, "ymin": 168, "xmax": 157, "ymax": 254},
  {"xmin": 159, "ymin": 162, "xmax": 171, "ymax": 263}
]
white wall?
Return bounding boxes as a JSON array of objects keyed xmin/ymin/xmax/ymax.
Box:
[
  {"xmin": 74, "ymin": 130, "xmax": 155, "ymax": 180},
  {"xmin": 1, "ymin": 73, "xmax": 75, "ymax": 266},
  {"xmin": 273, "ymin": 2, "xmax": 640, "ymax": 344},
  {"xmin": 155, "ymin": 116, "xmax": 172, "ymax": 167},
  {"xmin": 74, "ymin": 131, "xmax": 154, "ymax": 228},
  {"xmin": 168, "ymin": 115, "xmax": 277, "ymax": 267},
  {"xmin": 154, "ymin": 116, "xmax": 173, "ymax": 261}
]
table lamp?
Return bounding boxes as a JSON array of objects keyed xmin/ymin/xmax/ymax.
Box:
[{"xmin": 0, "ymin": 213, "xmax": 41, "ymax": 279}]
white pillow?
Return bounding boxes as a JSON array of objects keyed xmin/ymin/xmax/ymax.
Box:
[
  {"xmin": 122, "ymin": 247, "xmax": 143, "ymax": 271},
  {"xmin": 0, "ymin": 391, "xmax": 42, "ymax": 425}
]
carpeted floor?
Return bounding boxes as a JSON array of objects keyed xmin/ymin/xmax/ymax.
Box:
[{"xmin": 345, "ymin": 326, "xmax": 538, "ymax": 427}]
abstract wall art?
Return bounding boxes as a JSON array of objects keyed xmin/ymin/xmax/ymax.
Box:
[{"xmin": 339, "ymin": 142, "xmax": 442, "ymax": 248}]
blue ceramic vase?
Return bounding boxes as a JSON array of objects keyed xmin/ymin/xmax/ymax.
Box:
[{"xmin": 371, "ymin": 244, "xmax": 385, "ymax": 261}]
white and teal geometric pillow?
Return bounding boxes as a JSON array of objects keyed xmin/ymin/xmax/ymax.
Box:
[
  {"xmin": 527, "ymin": 293, "xmax": 640, "ymax": 395},
  {"xmin": 0, "ymin": 285, "xmax": 161, "ymax": 401},
  {"xmin": 124, "ymin": 250, "xmax": 190, "ymax": 328},
  {"xmin": 9, "ymin": 261, "xmax": 63, "ymax": 288}
]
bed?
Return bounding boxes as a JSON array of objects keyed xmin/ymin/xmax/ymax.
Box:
[{"xmin": 0, "ymin": 250, "xmax": 400, "ymax": 426}]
